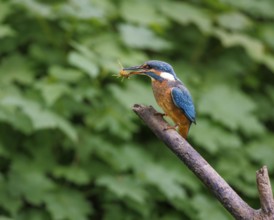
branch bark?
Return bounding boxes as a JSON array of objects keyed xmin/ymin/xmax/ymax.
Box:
[
  {"xmin": 256, "ymin": 166, "xmax": 274, "ymax": 220},
  {"xmin": 132, "ymin": 104, "xmax": 274, "ymax": 220}
]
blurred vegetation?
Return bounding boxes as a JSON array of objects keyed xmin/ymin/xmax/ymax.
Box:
[{"xmin": 0, "ymin": 0, "xmax": 274, "ymax": 219}]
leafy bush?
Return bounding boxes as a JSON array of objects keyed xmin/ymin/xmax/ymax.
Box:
[{"xmin": 1, "ymin": 0, "xmax": 274, "ymax": 219}]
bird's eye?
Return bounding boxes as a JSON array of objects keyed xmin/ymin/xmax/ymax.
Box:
[{"xmin": 143, "ymin": 64, "xmax": 150, "ymax": 69}]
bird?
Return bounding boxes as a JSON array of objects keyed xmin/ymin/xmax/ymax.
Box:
[{"xmin": 123, "ymin": 60, "xmax": 196, "ymax": 138}]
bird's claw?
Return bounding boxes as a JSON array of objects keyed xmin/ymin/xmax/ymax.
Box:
[{"xmin": 163, "ymin": 125, "xmax": 178, "ymax": 131}]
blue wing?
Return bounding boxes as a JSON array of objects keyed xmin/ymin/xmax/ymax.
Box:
[{"xmin": 171, "ymin": 86, "xmax": 196, "ymax": 123}]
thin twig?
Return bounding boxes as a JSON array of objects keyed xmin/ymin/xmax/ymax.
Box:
[{"xmin": 257, "ymin": 166, "xmax": 274, "ymax": 219}]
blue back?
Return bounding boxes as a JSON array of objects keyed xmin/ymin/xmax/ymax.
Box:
[{"xmin": 171, "ymin": 85, "xmax": 196, "ymax": 124}]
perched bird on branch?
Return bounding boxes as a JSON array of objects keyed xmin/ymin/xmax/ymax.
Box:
[{"xmin": 121, "ymin": 60, "xmax": 196, "ymax": 138}]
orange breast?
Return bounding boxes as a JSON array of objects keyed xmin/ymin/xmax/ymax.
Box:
[{"xmin": 152, "ymin": 80, "xmax": 191, "ymax": 138}]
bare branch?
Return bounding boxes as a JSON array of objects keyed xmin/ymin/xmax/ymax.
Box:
[{"xmin": 132, "ymin": 104, "xmax": 274, "ymax": 220}]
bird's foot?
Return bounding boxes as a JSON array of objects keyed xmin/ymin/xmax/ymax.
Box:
[
  {"xmin": 163, "ymin": 124, "xmax": 178, "ymax": 131},
  {"xmin": 154, "ymin": 112, "xmax": 167, "ymax": 117}
]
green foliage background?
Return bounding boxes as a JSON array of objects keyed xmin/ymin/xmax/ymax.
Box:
[{"xmin": 1, "ymin": 0, "xmax": 274, "ymax": 219}]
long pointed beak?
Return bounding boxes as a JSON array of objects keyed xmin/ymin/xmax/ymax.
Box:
[
  {"xmin": 123, "ymin": 65, "xmax": 144, "ymax": 71},
  {"xmin": 122, "ymin": 65, "xmax": 147, "ymax": 76}
]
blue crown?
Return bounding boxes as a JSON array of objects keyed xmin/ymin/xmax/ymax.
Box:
[{"xmin": 145, "ymin": 60, "xmax": 177, "ymax": 77}]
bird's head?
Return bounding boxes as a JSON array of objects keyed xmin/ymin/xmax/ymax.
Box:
[{"xmin": 123, "ymin": 60, "xmax": 178, "ymax": 82}]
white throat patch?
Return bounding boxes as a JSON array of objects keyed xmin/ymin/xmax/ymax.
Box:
[{"xmin": 160, "ymin": 72, "xmax": 175, "ymax": 81}]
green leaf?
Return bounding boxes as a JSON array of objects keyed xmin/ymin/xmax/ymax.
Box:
[
  {"xmin": 191, "ymin": 195, "xmax": 232, "ymax": 220},
  {"xmin": 68, "ymin": 51, "xmax": 99, "ymax": 78},
  {"xmin": 109, "ymin": 80, "xmax": 158, "ymax": 109},
  {"xmin": 88, "ymin": 138, "xmax": 151, "ymax": 172},
  {"xmin": 0, "ymin": 217, "xmax": 14, "ymax": 220},
  {"xmin": 37, "ymin": 82, "xmax": 70, "ymax": 106},
  {"xmin": 190, "ymin": 118, "xmax": 242, "ymax": 154},
  {"xmin": 120, "ymin": 1, "xmax": 168, "ymax": 26},
  {"xmin": 160, "ymin": 2, "xmax": 212, "ymax": 33},
  {"xmin": 0, "ymin": 55, "xmax": 33, "ymax": 85},
  {"xmin": 258, "ymin": 24, "xmax": 274, "ymax": 50},
  {"xmin": 0, "ymin": 2, "xmax": 11, "ymax": 22},
  {"xmin": 214, "ymin": 30, "xmax": 265, "ymax": 61},
  {"xmin": 57, "ymin": 0, "xmax": 103, "ymax": 19},
  {"xmin": 0, "ymin": 106, "xmax": 32, "ymax": 134},
  {"xmin": 12, "ymin": 0, "xmax": 53, "ymax": 18},
  {"xmin": 217, "ymin": 151, "xmax": 258, "ymax": 197},
  {"xmin": 0, "ymin": 25, "xmax": 15, "ymax": 38},
  {"xmin": 217, "ymin": 12, "xmax": 252, "ymax": 31},
  {"xmin": 0, "ymin": 141, "xmax": 8, "ymax": 157},
  {"xmin": 97, "ymin": 175, "xmax": 147, "ymax": 204},
  {"xmin": 119, "ymin": 24, "xmax": 171, "ymax": 51},
  {"xmin": 199, "ymin": 85, "xmax": 265, "ymax": 135},
  {"xmin": 0, "ymin": 96, "xmax": 78, "ymax": 141},
  {"xmin": 0, "ymin": 175, "xmax": 22, "ymax": 215},
  {"xmin": 49, "ymin": 65, "xmax": 84, "ymax": 82},
  {"xmin": 52, "ymin": 166, "xmax": 90, "ymax": 185},
  {"xmin": 221, "ymin": 0, "xmax": 274, "ymax": 19},
  {"xmin": 44, "ymin": 188, "xmax": 92, "ymax": 220},
  {"xmin": 84, "ymin": 94, "xmax": 138, "ymax": 140},
  {"xmin": 15, "ymin": 209, "xmax": 51, "ymax": 220},
  {"xmin": 8, "ymin": 161, "xmax": 55, "ymax": 205},
  {"xmin": 262, "ymin": 54, "xmax": 274, "ymax": 73},
  {"xmin": 246, "ymin": 136, "xmax": 274, "ymax": 172},
  {"xmin": 141, "ymin": 163, "xmax": 186, "ymax": 200},
  {"xmin": 117, "ymin": 145, "xmax": 151, "ymax": 172}
]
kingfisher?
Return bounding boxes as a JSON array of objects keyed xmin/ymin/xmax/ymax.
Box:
[{"xmin": 123, "ymin": 60, "xmax": 196, "ymax": 138}]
